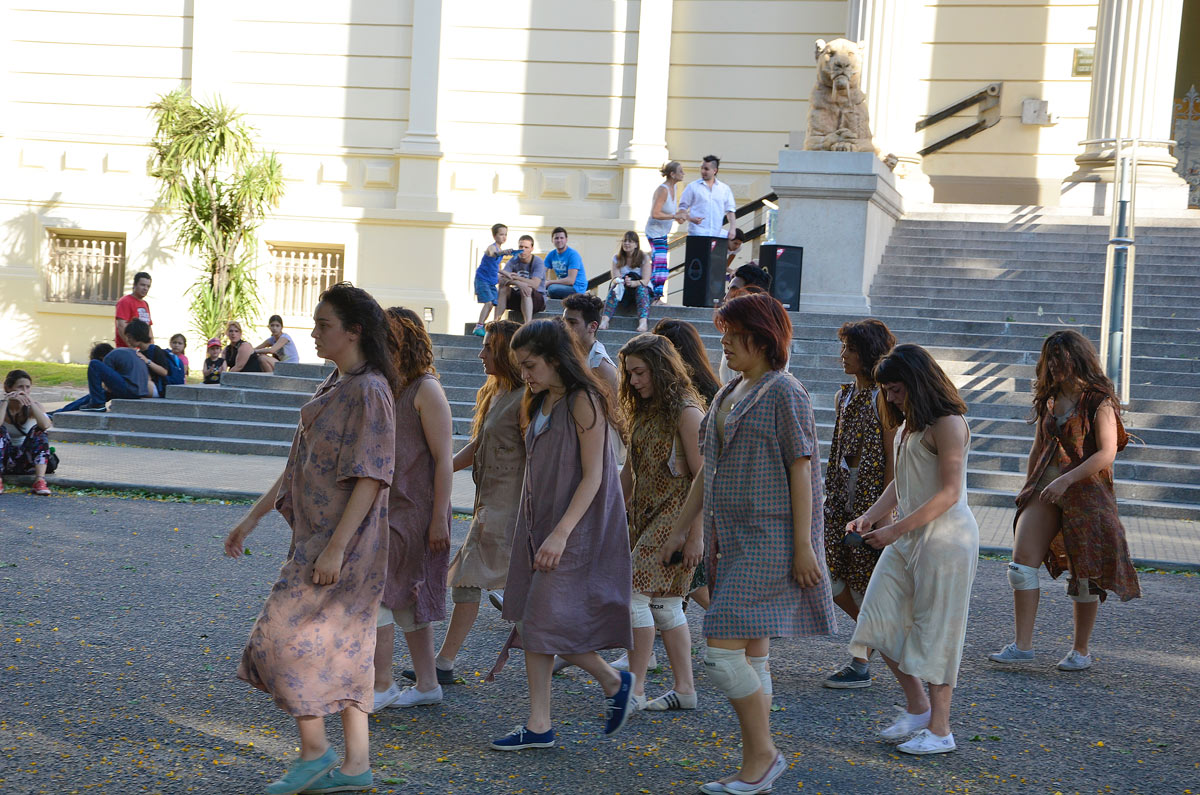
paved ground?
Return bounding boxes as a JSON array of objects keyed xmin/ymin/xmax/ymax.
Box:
[
  {"xmin": 17, "ymin": 441, "xmax": 1200, "ymax": 568},
  {"xmin": 1, "ymin": 493, "xmax": 1197, "ymax": 795}
]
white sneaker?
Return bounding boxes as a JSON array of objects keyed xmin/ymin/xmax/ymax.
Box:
[
  {"xmin": 1057, "ymin": 650, "xmax": 1093, "ymax": 671},
  {"xmin": 879, "ymin": 707, "xmax": 931, "ymax": 741},
  {"xmin": 394, "ymin": 685, "xmax": 443, "ymax": 708},
  {"xmin": 897, "ymin": 728, "xmax": 956, "ymax": 755},
  {"xmin": 372, "ymin": 683, "xmax": 402, "ymax": 712},
  {"xmin": 988, "ymin": 642, "xmax": 1036, "ymax": 664},
  {"xmin": 612, "ymin": 651, "xmax": 657, "ymax": 671},
  {"xmin": 643, "ymin": 689, "xmax": 697, "ymax": 711}
]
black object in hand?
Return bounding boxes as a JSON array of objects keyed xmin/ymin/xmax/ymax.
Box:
[
  {"xmin": 668, "ymin": 549, "xmax": 684, "ymax": 566},
  {"xmin": 842, "ymin": 532, "xmax": 864, "ymax": 548}
]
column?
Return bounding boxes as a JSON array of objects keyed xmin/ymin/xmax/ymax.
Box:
[
  {"xmin": 844, "ymin": 0, "xmax": 933, "ymax": 204},
  {"xmin": 399, "ymin": 0, "xmax": 446, "ymax": 155},
  {"xmin": 619, "ymin": 0, "xmax": 674, "ymax": 217},
  {"xmin": 1061, "ymin": 0, "xmax": 1189, "ymax": 211},
  {"xmin": 188, "ymin": 0, "xmax": 233, "ymax": 101}
]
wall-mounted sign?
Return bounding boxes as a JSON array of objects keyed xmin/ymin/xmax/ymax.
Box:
[{"xmin": 1073, "ymin": 47, "xmax": 1095, "ymax": 77}]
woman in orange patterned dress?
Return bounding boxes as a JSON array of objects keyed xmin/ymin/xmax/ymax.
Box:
[
  {"xmin": 617, "ymin": 334, "xmax": 706, "ymax": 711},
  {"xmin": 989, "ymin": 330, "xmax": 1140, "ymax": 673}
]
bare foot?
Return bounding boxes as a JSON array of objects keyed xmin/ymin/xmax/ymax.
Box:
[
  {"xmin": 598, "ymin": 317, "xmax": 610, "ymax": 330},
  {"xmin": 636, "ymin": 319, "xmax": 648, "ymax": 332}
]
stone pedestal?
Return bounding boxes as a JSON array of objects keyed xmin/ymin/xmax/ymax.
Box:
[{"xmin": 770, "ymin": 150, "xmax": 902, "ymax": 314}]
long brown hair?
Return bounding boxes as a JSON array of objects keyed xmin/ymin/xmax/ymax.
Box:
[
  {"xmin": 873, "ymin": 344, "xmax": 967, "ymax": 432},
  {"xmin": 618, "ymin": 334, "xmax": 702, "ymax": 436},
  {"xmin": 386, "ymin": 306, "xmax": 436, "ymax": 391},
  {"xmin": 511, "ymin": 317, "xmax": 626, "ymax": 443},
  {"xmin": 652, "ymin": 319, "xmax": 720, "ymax": 406},
  {"xmin": 471, "ymin": 319, "xmax": 521, "ymax": 440},
  {"xmin": 838, "ymin": 318, "xmax": 896, "ymax": 381},
  {"xmin": 614, "ymin": 231, "xmax": 645, "ymax": 272},
  {"xmin": 1032, "ymin": 329, "xmax": 1120, "ymax": 422}
]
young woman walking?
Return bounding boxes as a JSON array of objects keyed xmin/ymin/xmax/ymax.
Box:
[
  {"xmin": 822, "ymin": 319, "xmax": 896, "ymax": 689},
  {"xmin": 988, "ymin": 329, "xmax": 1140, "ymax": 671},
  {"xmin": 487, "ymin": 318, "xmax": 636, "ymax": 751},
  {"xmin": 666, "ymin": 292, "xmax": 833, "ymax": 794},
  {"xmin": 846, "ymin": 344, "xmax": 979, "ymax": 756},
  {"xmin": 225, "ymin": 282, "xmax": 398, "ymax": 794},
  {"xmin": 617, "ymin": 334, "xmax": 705, "ymax": 711}
]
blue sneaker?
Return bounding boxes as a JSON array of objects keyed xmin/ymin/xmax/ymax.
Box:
[
  {"xmin": 265, "ymin": 747, "xmax": 338, "ymax": 795},
  {"xmin": 301, "ymin": 768, "xmax": 373, "ymax": 793},
  {"xmin": 490, "ymin": 725, "xmax": 556, "ymax": 751},
  {"xmin": 603, "ymin": 670, "xmax": 636, "ymax": 736},
  {"xmin": 472, "ymin": 325, "xmax": 486, "ymax": 337}
]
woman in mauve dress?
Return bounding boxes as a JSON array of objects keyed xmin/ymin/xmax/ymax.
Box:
[
  {"xmin": 436, "ymin": 320, "xmax": 525, "ymax": 677},
  {"xmin": 988, "ymin": 329, "xmax": 1139, "ymax": 672},
  {"xmin": 487, "ymin": 318, "xmax": 636, "ymax": 752},
  {"xmin": 847, "ymin": 344, "xmax": 979, "ymax": 757},
  {"xmin": 667, "ymin": 292, "xmax": 833, "ymax": 795},
  {"xmin": 224, "ymin": 282, "xmax": 398, "ymax": 795},
  {"xmin": 617, "ymin": 334, "xmax": 705, "ymax": 711},
  {"xmin": 372, "ymin": 307, "xmax": 453, "ymax": 710}
]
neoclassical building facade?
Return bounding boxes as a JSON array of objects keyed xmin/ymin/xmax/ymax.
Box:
[{"xmin": 0, "ymin": 0, "xmax": 1195, "ymax": 362}]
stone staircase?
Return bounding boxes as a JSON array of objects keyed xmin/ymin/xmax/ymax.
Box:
[{"xmin": 50, "ymin": 209, "xmax": 1200, "ymax": 520}]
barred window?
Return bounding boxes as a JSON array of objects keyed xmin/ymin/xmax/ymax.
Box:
[
  {"xmin": 266, "ymin": 243, "xmax": 345, "ymax": 318},
  {"xmin": 44, "ymin": 229, "xmax": 127, "ymax": 304}
]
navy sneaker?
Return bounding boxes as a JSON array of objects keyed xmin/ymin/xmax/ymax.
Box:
[
  {"xmin": 823, "ymin": 661, "xmax": 872, "ymax": 689},
  {"xmin": 401, "ymin": 667, "xmax": 456, "ymax": 685},
  {"xmin": 490, "ymin": 725, "xmax": 555, "ymax": 751},
  {"xmin": 603, "ymin": 671, "xmax": 636, "ymax": 736}
]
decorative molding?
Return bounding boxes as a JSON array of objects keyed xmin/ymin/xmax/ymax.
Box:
[
  {"xmin": 319, "ymin": 160, "xmax": 351, "ymax": 186},
  {"xmin": 540, "ymin": 171, "xmax": 573, "ymax": 199},
  {"xmin": 363, "ymin": 163, "xmax": 396, "ymax": 189},
  {"xmin": 583, "ymin": 171, "xmax": 616, "ymax": 200}
]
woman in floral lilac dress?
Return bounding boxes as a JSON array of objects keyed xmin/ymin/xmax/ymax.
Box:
[{"xmin": 224, "ymin": 283, "xmax": 398, "ymax": 795}]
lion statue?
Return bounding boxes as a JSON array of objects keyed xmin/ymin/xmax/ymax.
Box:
[{"xmin": 804, "ymin": 38, "xmax": 876, "ymax": 154}]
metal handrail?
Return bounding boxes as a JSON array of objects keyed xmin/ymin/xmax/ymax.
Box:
[{"xmin": 916, "ymin": 83, "xmax": 1002, "ymax": 156}]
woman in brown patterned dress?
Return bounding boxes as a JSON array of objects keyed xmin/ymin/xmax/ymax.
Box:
[
  {"xmin": 822, "ymin": 319, "xmax": 896, "ymax": 690},
  {"xmin": 618, "ymin": 334, "xmax": 706, "ymax": 711},
  {"xmin": 989, "ymin": 329, "xmax": 1140, "ymax": 672}
]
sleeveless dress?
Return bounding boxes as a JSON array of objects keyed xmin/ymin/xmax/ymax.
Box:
[
  {"xmin": 447, "ymin": 388, "xmax": 525, "ymax": 591},
  {"xmin": 645, "ymin": 182, "xmax": 676, "ymax": 298},
  {"xmin": 383, "ymin": 373, "xmax": 451, "ymax": 623},
  {"xmin": 849, "ymin": 420, "xmax": 979, "ymax": 687},
  {"xmin": 629, "ymin": 407, "xmax": 701, "ymax": 596}
]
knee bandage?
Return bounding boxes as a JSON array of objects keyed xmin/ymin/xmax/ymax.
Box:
[
  {"xmin": 631, "ymin": 593, "xmax": 654, "ymax": 629},
  {"xmin": 452, "ymin": 586, "xmax": 481, "ymax": 604},
  {"xmin": 1070, "ymin": 577, "xmax": 1099, "ymax": 603},
  {"xmin": 704, "ymin": 647, "xmax": 761, "ymax": 700},
  {"xmin": 650, "ymin": 596, "xmax": 687, "ymax": 631},
  {"xmin": 1007, "ymin": 562, "xmax": 1040, "ymax": 591},
  {"xmin": 748, "ymin": 654, "xmax": 773, "ymax": 697},
  {"xmin": 830, "ymin": 578, "xmax": 846, "ymax": 598}
]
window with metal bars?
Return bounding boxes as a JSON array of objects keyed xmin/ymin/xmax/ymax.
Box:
[
  {"xmin": 44, "ymin": 229, "xmax": 127, "ymax": 304},
  {"xmin": 265, "ymin": 243, "xmax": 345, "ymax": 317}
]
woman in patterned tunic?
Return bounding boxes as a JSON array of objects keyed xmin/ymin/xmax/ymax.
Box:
[
  {"xmin": 225, "ymin": 282, "xmax": 398, "ymax": 795},
  {"xmin": 822, "ymin": 319, "xmax": 896, "ymax": 690},
  {"xmin": 373, "ymin": 307, "xmax": 453, "ymax": 711},
  {"xmin": 617, "ymin": 334, "xmax": 705, "ymax": 711},
  {"xmin": 435, "ymin": 320, "xmax": 525, "ymax": 678},
  {"xmin": 989, "ymin": 330, "xmax": 1140, "ymax": 672},
  {"xmin": 667, "ymin": 292, "xmax": 833, "ymax": 795},
  {"xmin": 847, "ymin": 344, "xmax": 979, "ymax": 756}
]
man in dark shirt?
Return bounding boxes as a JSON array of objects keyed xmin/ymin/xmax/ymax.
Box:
[{"xmin": 55, "ymin": 320, "xmax": 154, "ymax": 413}]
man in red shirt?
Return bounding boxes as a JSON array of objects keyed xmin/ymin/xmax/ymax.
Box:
[{"xmin": 114, "ymin": 272, "xmax": 153, "ymax": 348}]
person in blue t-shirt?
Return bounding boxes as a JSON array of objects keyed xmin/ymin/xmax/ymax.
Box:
[
  {"xmin": 472, "ymin": 223, "xmax": 515, "ymax": 337},
  {"xmin": 543, "ymin": 227, "xmax": 587, "ymax": 299}
]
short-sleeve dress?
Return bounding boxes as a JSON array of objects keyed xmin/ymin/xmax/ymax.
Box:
[
  {"xmin": 238, "ymin": 369, "xmax": 396, "ymax": 716},
  {"xmin": 384, "ymin": 373, "xmax": 451, "ymax": 623},
  {"xmin": 701, "ymin": 370, "xmax": 836, "ymax": 640},
  {"xmin": 447, "ymin": 388, "xmax": 526, "ymax": 591}
]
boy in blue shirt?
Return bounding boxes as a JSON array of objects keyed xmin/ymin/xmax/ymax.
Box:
[
  {"xmin": 544, "ymin": 227, "xmax": 587, "ymax": 299},
  {"xmin": 473, "ymin": 223, "xmax": 514, "ymax": 337}
]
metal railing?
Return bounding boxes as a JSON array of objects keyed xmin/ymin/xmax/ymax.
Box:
[
  {"xmin": 44, "ymin": 230, "xmax": 126, "ymax": 304},
  {"xmin": 916, "ymin": 83, "xmax": 1002, "ymax": 156}
]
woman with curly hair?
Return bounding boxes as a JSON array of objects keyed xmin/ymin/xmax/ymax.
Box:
[
  {"xmin": 373, "ymin": 307, "xmax": 454, "ymax": 711},
  {"xmin": 433, "ymin": 320, "xmax": 525, "ymax": 679},
  {"xmin": 989, "ymin": 329, "xmax": 1139, "ymax": 672},
  {"xmin": 617, "ymin": 334, "xmax": 705, "ymax": 711},
  {"xmin": 822, "ymin": 319, "xmax": 897, "ymax": 690}
]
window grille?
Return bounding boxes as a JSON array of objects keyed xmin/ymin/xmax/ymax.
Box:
[
  {"xmin": 44, "ymin": 230, "xmax": 127, "ymax": 304},
  {"xmin": 265, "ymin": 243, "xmax": 345, "ymax": 317}
]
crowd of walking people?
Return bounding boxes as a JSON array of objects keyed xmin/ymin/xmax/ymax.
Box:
[{"xmin": 220, "ymin": 274, "xmax": 1139, "ymax": 794}]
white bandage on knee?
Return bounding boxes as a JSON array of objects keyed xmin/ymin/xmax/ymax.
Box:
[
  {"xmin": 1007, "ymin": 562, "xmax": 1040, "ymax": 591},
  {"xmin": 1070, "ymin": 576, "xmax": 1099, "ymax": 603},
  {"xmin": 704, "ymin": 647, "xmax": 760, "ymax": 700},
  {"xmin": 748, "ymin": 654, "xmax": 773, "ymax": 696},
  {"xmin": 650, "ymin": 596, "xmax": 687, "ymax": 631},
  {"xmin": 830, "ymin": 578, "xmax": 846, "ymax": 598},
  {"xmin": 631, "ymin": 592, "xmax": 654, "ymax": 629}
]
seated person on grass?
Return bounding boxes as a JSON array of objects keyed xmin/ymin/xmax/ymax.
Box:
[{"xmin": 1, "ymin": 369, "xmax": 54, "ymax": 496}]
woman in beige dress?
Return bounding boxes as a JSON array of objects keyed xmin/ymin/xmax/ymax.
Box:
[{"xmin": 846, "ymin": 344, "xmax": 979, "ymax": 757}]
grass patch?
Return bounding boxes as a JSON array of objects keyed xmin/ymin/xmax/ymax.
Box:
[
  {"xmin": 47, "ymin": 485, "xmax": 254, "ymax": 504},
  {"xmin": 1, "ymin": 360, "xmax": 90, "ymax": 388}
]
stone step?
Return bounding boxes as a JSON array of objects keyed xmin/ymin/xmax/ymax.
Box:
[
  {"xmin": 884, "ymin": 239, "xmax": 1200, "ymax": 257},
  {"xmin": 877, "ymin": 260, "xmax": 1200, "ymax": 285},
  {"xmin": 869, "ymin": 281, "xmax": 1200, "ymax": 308},
  {"xmin": 168, "ymin": 384, "xmax": 314, "ymax": 407},
  {"xmin": 871, "ymin": 272, "xmax": 1200, "ymax": 298},
  {"xmin": 869, "ymin": 291, "xmax": 1200, "ymax": 321},
  {"xmin": 965, "ymin": 468, "xmax": 1200, "ymax": 510}
]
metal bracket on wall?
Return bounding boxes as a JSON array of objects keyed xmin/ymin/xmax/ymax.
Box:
[{"xmin": 915, "ymin": 82, "xmax": 1002, "ymax": 156}]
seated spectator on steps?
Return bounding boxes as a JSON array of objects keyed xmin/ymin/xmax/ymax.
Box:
[
  {"xmin": 544, "ymin": 226, "xmax": 588, "ymax": 299},
  {"xmin": 599, "ymin": 231, "xmax": 653, "ymax": 333},
  {"xmin": 56, "ymin": 331, "xmax": 153, "ymax": 413},
  {"xmin": 725, "ymin": 263, "xmax": 772, "ymax": 299},
  {"xmin": 203, "ymin": 338, "xmax": 226, "ymax": 384},
  {"xmin": 255, "ymin": 315, "xmax": 300, "ymax": 364},
  {"xmin": 497, "ymin": 235, "xmax": 547, "ymax": 325},
  {"xmin": 224, "ymin": 321, "xmax": 274, "ymax": 374},
  {"xmin": 1, "ymin": 369, "xmax": 54, "ymax": 496},
  {"xmin": 169, "ymin": 333, "xmax": 190, "ymax": 377}
]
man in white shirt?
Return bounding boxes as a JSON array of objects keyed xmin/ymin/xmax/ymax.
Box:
[{"xmin": 677, "ymin": 155, "xmax": 737, "ymax": 241}]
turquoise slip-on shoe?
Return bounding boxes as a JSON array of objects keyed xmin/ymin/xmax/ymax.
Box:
[
  {"xmin": 301, "ymin": 768, "xmax": 373, "ymax": 793},
  {"xmin": 264, "ymin": 747, "xmax": 338, "ymax": 795}
]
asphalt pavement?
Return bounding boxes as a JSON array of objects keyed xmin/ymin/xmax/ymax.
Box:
[{"xmin": 1, "ymin": 492, "xmax": 1197, "ymax": 794}]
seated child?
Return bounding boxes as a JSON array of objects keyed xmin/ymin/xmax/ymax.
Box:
[
  {"xmin": 203, "ymin": 338, "xmax": 227, "ymax": 384},
  {"xmin": 255, "ymin": 315, "xmax": 300, "ymax": 364},
  {"xmin": 170, "ymin": 333, "xmax": 190, "ymax": 377}
]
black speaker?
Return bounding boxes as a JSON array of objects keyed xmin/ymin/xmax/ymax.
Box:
[
  {"xmin": 760, "ymin": 244, "xmax": 803, "ymax": 310},
  {"xmin": 682, "ymin": 236, "xmax": 729, "ymax": 307}
]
